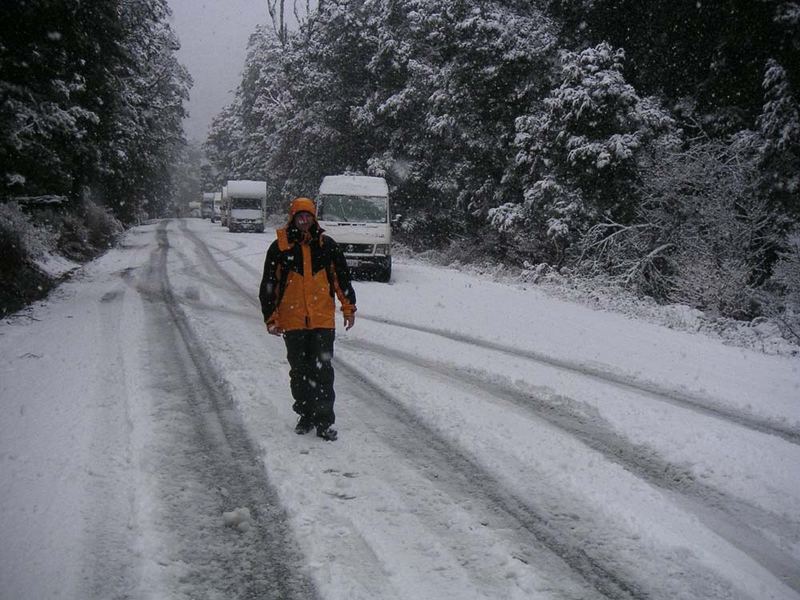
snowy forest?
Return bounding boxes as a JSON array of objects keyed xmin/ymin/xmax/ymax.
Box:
[
  {"xmin": 0, "ymin": 0, "xmax": 189, "ymax": 312},
  {"xmin": 1, "ymin": 0, "xmax": 799, "ymax": 344},
  {"xmin": 205, "ymin": 0, "xmax": 800, "ymax": 342}
]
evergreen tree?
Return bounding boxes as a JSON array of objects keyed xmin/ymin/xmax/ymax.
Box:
[
  {"xmin": 206, "ymin": 0, "xmax": 559, "ymax": 245},
  {"xmin": 1, "ymin": 0, "xmax": 190, "ymax": 223},
  {"xmin": 498, "ymin": 42, "xmax": 675, "ymax": 260},
  {"xmin": 0, "ymin": 0, "xmax": 123, "ymax": 199},
  {"xmin": 550, "ymin": 0, "xmax": 800, "ymax": 134},
  {"xmin": 758, "ymin": 59, "xmax": 800, "ymax": 218},
  {"xmin": 97, "ymin": 0, "xmax": 191, "ymax": 222},
  {"xmin": 367, "ymin": 0, "xmax": 559, "ymax": 244}
]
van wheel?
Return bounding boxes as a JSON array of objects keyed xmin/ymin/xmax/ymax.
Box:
[{"xmin": 376, "ymin": 265, "xmax": 391, "ymax": 282}]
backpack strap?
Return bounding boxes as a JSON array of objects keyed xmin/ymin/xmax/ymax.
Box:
[{"xmin": 276, "ymin": 227, "xmax": 291, "ymax": 251}]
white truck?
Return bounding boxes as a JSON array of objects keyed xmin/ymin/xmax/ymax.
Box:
[
  {"xmin": 187, "ymin": 200, "xmax": 202, "ymax": 218},
  {"xmin": 220, "ymin": 185, "xmax": 229, "ymax": 227},
  {"xmin": 226, "ymin": 180, "xmax": 267, "ymax": 233},
  {"xmin": 316, "ymin": 175, "xmax": 392, "ymax": 281},
  {"xmin": 201, "ymin": 192, "xmax": 215, "ymax": 219},
  {"xmin": 212, "ymin": 191, "xmax": 222, "ymax": 222}
]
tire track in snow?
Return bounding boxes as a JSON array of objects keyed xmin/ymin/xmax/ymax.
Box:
[
  {"xmin": 175, "ymin": 222, "xmax": 466, "ymax": 600},
  {"xmin": 178, "ymin": 221, "xmax": 800, "ymax": 597},
  {"xmin": 178, "ymin": 222, "xmax": 259, "ymax": 302},
  {"xmin": 133, "ymin": 222, "xmax": 318, "ymax": 600},
  {"xmin": 333, "ymin": 357, "xmax": 738, "ymax": 600},
  {"xmin": 182, "ymin": 230, "xmax": 800, "ymax": 447},
  {"xmin": 176, "ymin": 225, "xmax": 660, "ymax": 600},
  {"xmin": 356, "ymin": 314, "xmax": 800, "ymax": 446},
  {"xmin": 337, "ymin": 336, "xmax": 800, "ymax": 593},
  {"xmin": 83, "ymin": 283, "xmax": 140, "ymax": 599}
]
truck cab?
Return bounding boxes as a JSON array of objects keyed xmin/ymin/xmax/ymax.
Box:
[{"xmin": 316, "ymin": 175, "xmax": 392, "ymax": 282}]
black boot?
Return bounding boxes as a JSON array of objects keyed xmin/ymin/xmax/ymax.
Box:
[
  {"xmin": 316, "ymin": 425, "xmax": 338, "ymax": 441},
  {"xmin": 294, "ymin": 416, "xmax": 314, "ymax": 435}
]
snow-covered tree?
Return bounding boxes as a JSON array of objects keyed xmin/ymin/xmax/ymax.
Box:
[
  {"xmin": 502, "ymin": 42, "xmax": 675, "ymax": 260},
  {"xmin": 170, "ymin": 142, "xmax": 205, "ymax": 218},
  {"xmin": 757, "ymin": 59, "xmax": 800, "ymax": 217},
  {"xmin": 765, "ymin": 230, "xmax": 800, "ymax": 342},
  {"xmin": 394, "ymin": 0, "xmax": 558, "ymax": 238},
  {"xmin": 552, "ymin": 0, "xmax": 799, "ymax": 136},
  {"xmin": 580, "ymin": 136, "xmax": 784, "ymax": 319},
  {"xmin": 0, "ymin": 0, "xmax": 190, "ymax": 223},
  {"xmin": 0, "ymin": 1, "xmax": 122, "ymax": 198},
  {"xmin": 97, "ymin": 0, "xmax": 191, "ymax": 222},
  {"xmin": 204, "ymin": 0, "xmax": 799, "ymax": 315},
  {"xmin": 205, "ymin": 101, "xmax": 246, "ymax": 185},
  {"xmin": 205, "ymin": 0, "xmax": 560, "ymax": 245},
  {"xmin": 305, "ymin": 0, "xmax": 560, "ymax": 244}
]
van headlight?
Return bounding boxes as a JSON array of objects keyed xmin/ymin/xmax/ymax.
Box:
[{"xmin": 375, "ymin": 244, "xmax": 390, "ymax": 256}]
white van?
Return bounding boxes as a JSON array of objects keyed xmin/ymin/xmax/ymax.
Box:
[
  {"xmin": 201, "ymin": 192, "xmax": 215, "ymax": 219},
  {"xmin": 221, "ymin": 185, "xmax": 229, "ymax": 227},
  {"xmin": 226, "ymin": 180, "xmax": 267, "ymax": 233},
  {"xmin": 212, "ymin": 191, "xmax": 222, "ymax": 222},
  {"xmin": 316, "ymin": 175, "xmax": 392, "ymax": 282}
]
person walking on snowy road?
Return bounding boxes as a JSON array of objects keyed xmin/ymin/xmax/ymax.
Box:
[{"xmin": 259, "ymin": 197, "xmax": 356, "ymax": 441}]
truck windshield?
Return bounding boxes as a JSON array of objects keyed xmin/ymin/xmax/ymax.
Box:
[
  {"xmin": 317, "ymin": 194, "xmax": 387, "ymax": 223},
  {"xmin": 231, "ymin": 197, "xmax": 261, "ymax": 209}
]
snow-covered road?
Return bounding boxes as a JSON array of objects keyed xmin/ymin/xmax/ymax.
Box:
[{"xmin": 1, "ymin": 219, "xmax": 799, "ymax": 599}]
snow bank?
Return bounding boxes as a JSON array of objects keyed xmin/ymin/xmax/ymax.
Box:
[
  {"xmin": 34, "ymin": 252, "xmax": 80, "ymax": 279},
  {"xmin": 401, "ymin": 243, "xmax": 800, "ymax": 357}
]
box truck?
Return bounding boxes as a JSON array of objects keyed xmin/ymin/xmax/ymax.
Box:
[
  {"xmin": 316, "ymin": 175, "xmax": 392, "ymax": 281},
  {"xmin": 201, "ymin": 192, "xmax": 215, "ymax": 219},
  {"xmin": 226, "ymin": 180, "xmax": 267, "ymax": 233},
  {"xmin": 220, "ymin": 185, "xmax": 229, "ymax": 227},
  {"xmin": 212, "ymin": 191, "xmax": 222, "ymax": 222},
  {"xmin": 187, "ymin": 201, "xmax": 202, "ymax": 218}
]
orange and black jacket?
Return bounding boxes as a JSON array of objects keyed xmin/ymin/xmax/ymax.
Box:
[{"xmin": 259, "ymin": 223, "xmax": 356, "ymax": 331}]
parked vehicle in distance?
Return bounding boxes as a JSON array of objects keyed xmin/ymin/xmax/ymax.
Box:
[
  {"xmin": 201, "ymin": 192, "xmax": 215, "ymax": 219},
  {"xmin": 212, "ymin": 192, "xmax": 222, "ymax": 222},
  {"xmin": 221, "ymin": 184, "xmax": 229, "ymax": 227},
  {"xmin": 316, "ymin": 175, "xmax": 392, "ymax": 282},
  {"xmin": 226, "ymin": 180, "xmax": 267, "ymax": 233},
  {"xmin": 187, "ymin": 200, "xmax": 202, "ymax": 218}
]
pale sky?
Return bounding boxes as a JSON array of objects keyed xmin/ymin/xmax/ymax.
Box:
[{"xmin": 168, "ymin": 0, "xmax": 269, "ymax": 143}]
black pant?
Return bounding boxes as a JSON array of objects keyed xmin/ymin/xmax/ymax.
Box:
[{"xmin": 283, "ymin": 328, "xmax": 336, "ymax": 428}]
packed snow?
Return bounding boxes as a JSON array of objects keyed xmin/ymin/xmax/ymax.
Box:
[{"xmin": 1, "ymin": 218, "xmax": 798, "ymax": 600}]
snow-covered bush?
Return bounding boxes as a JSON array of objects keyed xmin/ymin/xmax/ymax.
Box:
[
  {"xmin": 0, "ymin": 202, "xmax": 51, "ymax": 267},
  {"xmin": 82, "ymin": 197, "xmax": 123, "ymax": 249},
  {"xmin": 761, "ymin": 230, "xmax": 800, "ymax": 343},
  {"xmin": 580, "ymin": 135, "xmax": 782, "ymax": 319},
  {"xmin": 47, "ymin": 197, "xmax": 123, "ymax": 261},
  {"xmin": 56, "ymin": 213, "xmax": 92, "ymax": 262},
  {"xmin": 0, "ymin": 202, "xmax": 56, "ymax": 317}
]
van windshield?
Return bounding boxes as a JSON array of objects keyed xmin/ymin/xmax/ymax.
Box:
[
  {"xmin": 317, "ymin": 194, "xmax": 387, "ymax": 223},
  {"xmin": 231, "ymin": 197, "xmax": 262, "ymax": 210}
]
